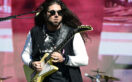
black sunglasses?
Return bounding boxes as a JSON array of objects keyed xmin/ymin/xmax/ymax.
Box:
[{"xmin": 48, "ymin": 10, "xmax": 63, "ymax": 16}]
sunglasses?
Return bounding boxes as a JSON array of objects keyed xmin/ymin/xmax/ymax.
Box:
[{"xmin": 48, "ymin": 10, "xmax": 63, "ymax": 16}]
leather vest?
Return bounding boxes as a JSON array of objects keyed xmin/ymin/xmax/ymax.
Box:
[
  {"xmin": 30, "ymin": 24, "xmax": 73, "ymax": 61},
  {"xmin": 30, "ymin": 24, "xmax": 83, "ymax": 82}
]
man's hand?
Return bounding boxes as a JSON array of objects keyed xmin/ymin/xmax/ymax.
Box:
[
  {"xmin": 51, "ymin": 52, "xmax": 65, "ymax": 63},
  {"xmin": 32, "ymin": 61, "xmax": 43, "ymax": 72}
]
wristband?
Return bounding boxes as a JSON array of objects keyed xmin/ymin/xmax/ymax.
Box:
[{"xmin": 63, "ymin": 55, "xmax": 69, "ymax": 64}]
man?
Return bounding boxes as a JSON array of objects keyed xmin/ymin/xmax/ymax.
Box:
[{"xmin": 21, "ymin": 0, "xmax": 88, "ymax": 82}]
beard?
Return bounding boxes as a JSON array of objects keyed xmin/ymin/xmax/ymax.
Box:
[{"xmin": 47, "ymin": 20, "xmax": 62, "ymax": 27}]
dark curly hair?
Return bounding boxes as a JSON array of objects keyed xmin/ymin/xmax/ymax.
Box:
[{"xmin": 35, "ymin": 0, "xmax": 82, "ymax": 28}]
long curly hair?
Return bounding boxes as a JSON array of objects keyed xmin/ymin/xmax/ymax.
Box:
[{"xmin": 35, "ymin": 0, "xmax": 82, "ymax": 28}]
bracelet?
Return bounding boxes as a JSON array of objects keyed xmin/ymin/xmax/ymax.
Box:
[{"xmin": 63, "ymin": 55, "xmax": 69, "ymax": 64}]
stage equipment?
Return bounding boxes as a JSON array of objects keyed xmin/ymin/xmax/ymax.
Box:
[{"xmin": 85, "ymin": 69, "xmax": 120, "ymax": 82}]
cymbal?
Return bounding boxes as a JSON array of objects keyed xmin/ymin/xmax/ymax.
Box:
[
  {"xmin": 0, "ymin": 76, "xmax": 12, "ymax": 80},
  {"xmin": 92, "ymin": 70, "xmax": 105, "ymax": 73},
  {"xmin": 100, "ymin": 75, "xmax": 120, "ymax": 81}
]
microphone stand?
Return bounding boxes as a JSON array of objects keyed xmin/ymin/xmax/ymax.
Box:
[
  {"xmin": 0, "ymin": 11, "xmax": 37, "ymax": 22},
  {"xmin": 95, "ymin": 73, "xmax": 101, "ymax": 82},
  {"xmin": 85, "ymin": 73, "xmax": 95, "ymax": 82},
  {"xmin": 88, "ymin": 75, "xmax": 94, "ymax": 82}
]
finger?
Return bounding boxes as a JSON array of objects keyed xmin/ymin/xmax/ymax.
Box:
[
  {"xmin": 33, "ymin": 64, "xmax": 41, "ymax": 69},
  {"xmin": 54, "ymin": 57, "xmax": 59, "ymax": 60},
  {"xmin": 51, "ymin": 56, "xmax": 58, "ymax": 59},
  {"xmin": 52, "ymin": 59, "xmax": 59, "ymax": 63},
  {"xmin": 36, "ymin": 68, "xmax": 43, "ymax": 72},
  {"xmin": 51, "ymin": 54, "xmax": 57, "ymax": 57},
  {"xmin": 35, "ymin": 65, "xmax": 43, "ymax": 71},
  {"xmin": 36, "ymin": 62, "xmax": 41, "ymax": 65},
  {"xmin": 36, "ymin": 66, "xmax": 42, "ymax": 69},
  {"xmin": 33, "ymin": 62, "xmax": 41, "ymax": 66},
  {"xmin": 52, "ymin": 52, "xmax": 60, "ymax": 56},
  {"xmin": 33, "ymin": 64, "xmax": 37, "ymax": 67}
]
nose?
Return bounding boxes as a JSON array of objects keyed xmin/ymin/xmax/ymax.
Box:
[
  {"xmin": 54, "ymin": 12, "xmax": 59, "ymax": 18},
  {"xmin": 55, "ymin": 12, "xmax": 59, "ymax": 16}
]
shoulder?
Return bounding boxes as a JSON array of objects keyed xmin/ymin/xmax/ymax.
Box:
[
  {"xmin": 30, "ymin": 26, "xmax": 41, "ymax": 33},
  {"xmin": 74, "ymin": 33, "xmax": 82, "ymax": 38},
  {"xmin": 62, "ymin": 24, "xmax": 76, "ymax": 35},
  {"xmin": 30, "ymin": 26, "xmax": 43, "ymax": 39},
  {"xmin": 73, "ymin": 33, "xmax": 83, "ymax": 42}
]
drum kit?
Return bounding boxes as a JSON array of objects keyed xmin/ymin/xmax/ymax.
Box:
[
  {"xmin": 0, "ymin": 69, "xmax": 120, "ymax": 82},
  {"xmin": 85, "ymin": 69, "xmax": 120, "ymax": 82}
]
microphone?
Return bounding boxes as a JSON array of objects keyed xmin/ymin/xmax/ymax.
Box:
[{"xmin": 85, "ymin": 73, "xmax": 95, "ymax": 79}]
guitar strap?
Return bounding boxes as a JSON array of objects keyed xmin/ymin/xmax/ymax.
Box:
[
  {"xmin": 39, "ymin": 24, "xmax": 72, "ymax": 55},
  {"xmin": 55, "ymin": 24, "xmax": 71, "ymax": 49}
]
